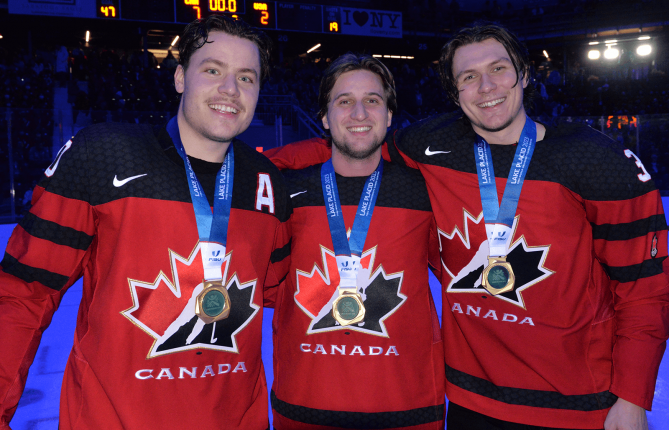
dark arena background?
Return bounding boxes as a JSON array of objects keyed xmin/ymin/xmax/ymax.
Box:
[{"xmin": 1, "ymin": 0, "xmax": 669, "ymax": 428}]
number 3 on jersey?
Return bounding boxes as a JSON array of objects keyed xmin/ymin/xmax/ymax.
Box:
[
  {"xmin": 255, "ymin": 173, "xmax": 275, "ymax": 213},
  {"xmin": 624, "ymin": 149, "xmax": 651, "ymax": 182}
]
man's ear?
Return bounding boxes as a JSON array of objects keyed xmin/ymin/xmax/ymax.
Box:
[
  {"xmin": 175, "ymin": 65, "xmax": 185, "ymax": 94},
  {"xmin": 322, "ymin": 114, "xmax": 330, "ymax": 130},
  {"xmin": 521, "ymin": 71, "xmax": 529, "ymax": 89}
]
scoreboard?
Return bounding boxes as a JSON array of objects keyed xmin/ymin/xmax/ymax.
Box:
[
  {"xmin": 93, "ymin": 0, "xmax": 344, "ymax": 34},
  {"xmin": 9, "ymin": 0, "xmax": 401, "ymax": 37}
]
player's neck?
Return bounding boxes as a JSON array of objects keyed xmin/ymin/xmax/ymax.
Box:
[
  {"xmin": 332, "ymin": 147, "xmax": 382, "ymax": 177},
  {"xmin": 473, "ymin": 113, "xmax": 546, "ymax": 145},
  {"xmin": 176, "ymin": 112, "xmax": 231, "ymax": 163}
]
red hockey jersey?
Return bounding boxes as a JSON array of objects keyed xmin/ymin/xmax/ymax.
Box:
[
  {"xmin": 269, "ymin": 162, "xmax": 445, "ymax": 429},
  {"xmin": 0, "ymin": 123, "xmax": 290, "ymax": 429},
  {"xmin": 390, "ymin": 113, "xmax": 669, "ymax": 428}
]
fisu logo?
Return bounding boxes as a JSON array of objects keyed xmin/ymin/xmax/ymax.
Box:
[
  {"xmin": 209, "ymin": 250, "xmax": 222, "ymax": 262},
  {"xmin": 340, "ymin": 261, "xmax": 356, "ymax": 271},
  {"xmin": 493, "ymin": 231, "xmax": 507, "ymax": 241}
]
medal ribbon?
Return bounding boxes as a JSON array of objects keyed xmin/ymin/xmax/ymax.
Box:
[
  {"xmin": 321, "ymin": 158, "xmax": 383, "ymax": 289},
  {"xmin": 474, "ymin": 117, "xmax": 537, "ymax": 257},
  {"xmin": 167, "ymin": 117, "xmax": 234, "ymax": 281}
]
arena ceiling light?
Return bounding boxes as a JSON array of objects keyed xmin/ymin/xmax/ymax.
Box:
[
  {"xmin": 306, "ymin": 43, "xmax": 321, "ymax": 54},
  {"xmin": 171, "ymin": 36, "xmax": 179, "ymax": 47},
  {"xmin": 604, "ymin": 46, "xmax": 619, "ymax": 60},
  {"xmin": 588, "ymin": 50, "xmax": 601, "ymax": 60},
  {"xmin": 637, "ymin": 45, "xmax": 652, "ymax": 56},
  {"xmin": 589, "ymin": 41, "xmax": 599, "ymax": 45},
  {"xmin": 543, "ymin": 50, "xmax": 549, "ymax": 60},
  {"xmin": 378, "ymin": 55, "xmax": 414, "ymax": 59},
  {"xmin": 638, "ymin": 36, "xmax": 651, "ymax": 40},
  {"xmin": 85, "ymin": 31, "xmax": 90, "ymax": 43}
]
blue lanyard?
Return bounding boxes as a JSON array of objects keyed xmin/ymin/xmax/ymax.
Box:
[
  {"xmin": 166, "ymin": 117, "xmax": 234, "ymax": 251},
  {"xmin": 321, "ymin": 159, "xmax": 383, "ymax": 257},
  {"xmin": 474, "ymin": 117, "xmax": 536, "ymax": 255}
]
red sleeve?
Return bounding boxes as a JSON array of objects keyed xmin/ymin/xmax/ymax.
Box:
[
  {"xmin": 585, "ymin": 190, "xmax": 669, "ymax": 410},
  {"xmin": 264, "ymin": 138, "xmax": 395, "ymax": 169},
  {"xmin": 0, "ymin": 136, "xmax": 94, "ymax": 427},
  {"xmin": 264, "ymin": 138, "xmax": 332, "ymax": 170}
]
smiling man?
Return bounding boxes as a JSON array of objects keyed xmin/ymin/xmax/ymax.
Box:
[
  {"xmin": 267, "ymin": 54, "xmax": 446, "ymax": 429},
  {"xmin": 0, "ymin": 16, "xmax": 290, "ymax": 430},
  {"xmin": 388, "ymin": 24, "xmax": 669, "ymax": 430}
]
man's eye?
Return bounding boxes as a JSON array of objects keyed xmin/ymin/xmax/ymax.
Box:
[
  {"xmin": 240, "ymin": 76, "xmax": 254, "ymax": 83},
  {"xmin": 493, "ymin": 66, "xmax": 504, "ymax": 72},
  {"xmin": 367, "ymin": 98, "xmax": 380, "ymax": 104},
  {"xmin": 206, "ymin": 69, "xmax": 219, "ymax": 75}
]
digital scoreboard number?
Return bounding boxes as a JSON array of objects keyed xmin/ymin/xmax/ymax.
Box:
[
  {"xmin": 249, "ymin": 2, "xmax": 276, "ymax": 29},
  {"xmin": 96, "ymin": 0, "xmax": 119, "ymax": 19},
  {"xmin": 177, "ymin": 0, "xmax": 245, "ymax": 22},
  {"xmin": 323, "ymin": 6, "xmax": 340, "ymax": 33}
]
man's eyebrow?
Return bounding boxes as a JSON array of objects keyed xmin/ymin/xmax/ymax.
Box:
[
  {"xmin": 455, "ymin": 57, "xmax": 512, "ymax": 81},
  {"xmin": 198, "ymin": 58, "xmax": 259, "ymax": 79},
  {"xmin": 332, "ymin": 91, "xmax": 385, "ymax": 101}
]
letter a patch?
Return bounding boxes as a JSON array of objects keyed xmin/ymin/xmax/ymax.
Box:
[{"xmin": 255, "ymin": 173, "xmax": 275, "ymax": 213}]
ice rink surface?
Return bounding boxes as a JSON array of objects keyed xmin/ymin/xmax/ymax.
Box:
[{"xmin": 3, "ymin": 196, "xmax": 669, "ymax": 429}]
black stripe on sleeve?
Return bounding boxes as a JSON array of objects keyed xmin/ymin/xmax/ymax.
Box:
[
  {"xmin": 445, "ymin": 365, "xmax": 618, "ymax": 411},
  {"xmin": 591, "ymin": 214, "xmax": 668, "ymax": 241},
  {"xmin": 271, "ymin": 390, "xmax": 444, "ymax": 428},
  {"xmin": 20, "ymin": 212, "xmax": 94, "ymax": 251},
  {"xmin": 270, "ymin": 238, "xmax": 291, "ymax": 264},
  {"xmin": 386, "ymin": 135, "xmax": 407, "ymax": 167},
  {"xmin": 601, "ymin": 256, "xmax": 667, "ymax": 283},
  {"xmin": 1, "ymin": 253, "xmax": 70, "ymax": 291}
]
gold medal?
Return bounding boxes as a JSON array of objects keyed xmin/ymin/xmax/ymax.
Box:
[
  {"xmin": 195, "ymin": 280, "xmax": 231, "ymax": 324},
  {"xmin": 332, "ymin": 288, "xmax": 365, "ymax": 326},
  {"xmin": 481, "ymin": 256, "xmax": 515, "ymax": 295}
]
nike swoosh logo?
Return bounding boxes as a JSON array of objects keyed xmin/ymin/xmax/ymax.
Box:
[
  {"xmin": 425, "ymin": 147, "xmax": 451, "ymax": 156},
  {"xmin": 113, "ymin": 174, "xmax": 148, "ymax": 187},
  {"xmin": 290, "ymin": 190, "xmax": 307, "ymax": 198}
]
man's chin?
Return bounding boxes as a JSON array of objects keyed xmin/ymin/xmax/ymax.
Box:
[{"xmin": 332, "ymin": 139, "xmax": 384, "ymax": 161}]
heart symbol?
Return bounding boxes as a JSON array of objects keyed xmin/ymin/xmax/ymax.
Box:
[{"xmin": 353, "ymin": 11, "xmax": 368, "ymax": 27}]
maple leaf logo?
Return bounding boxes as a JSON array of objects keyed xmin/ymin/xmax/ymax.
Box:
[
  {"xmin": 122, "ymin": 243, "xmax": 259, "ymax": 358},
  {"xmin": 295, "ymin": 246, "xmax": 405, "ymax": 337},
  {"xmin": 439, "ymin": 209, "xmax": 554, "ymax": 309}
]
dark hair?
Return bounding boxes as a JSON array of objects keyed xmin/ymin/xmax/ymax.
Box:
[
  {"xmin": 439, "ymin": 22, "xmax": 535, "ymax": 110},
  {"xmin": 317, "ymin": 53, "xmax": 397, "ymax": 121},
  {"xmin": 178, "ymin": 15, "xmax": 272, "ymax": 84}
]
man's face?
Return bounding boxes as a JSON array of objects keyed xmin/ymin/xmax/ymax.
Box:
[
  {"xmin": 452, "ymin": 38, "xmax": 527, "ymax": 137},
  {"xmin": 174, "ymin": 31, "xmax": 261, "ymax": 145},
  {"xmin": 322, "ymin": 69, "xmax": 392, "ymax": 160}
]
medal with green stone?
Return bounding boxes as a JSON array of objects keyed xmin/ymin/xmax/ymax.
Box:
[
  {"xmin": 195, "ymin": 280, "xmax": 231, "ymax": 324},
  {"xmin": 481, "ymin": 256, "xmax": 515, "ymax": 295}
]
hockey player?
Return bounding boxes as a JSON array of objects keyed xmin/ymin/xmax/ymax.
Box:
[
  {"xmin": 265, "ymin": 25, "xmax": 669, "ymax": 430},
  {"xmin": 267, "ymin": 54, "xmax": 446, "ymax": 429},
  {"xmin": 0, "ymin": 15, "xmax": 290, "ymax": 430},
  {"xmin": 388, "ymin": 24, "xmax": 669, "ymax": 430}
]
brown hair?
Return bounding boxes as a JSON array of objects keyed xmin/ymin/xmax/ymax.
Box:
[
  {"xmin": 178, "ymin": 15, "xmax": 272, "ymax": 84},
  {"xmin": 317, "ymin": 53, "xmax": 397, "ymax": 121}
]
